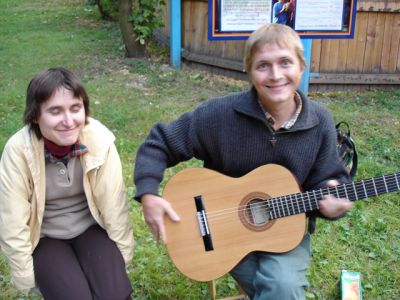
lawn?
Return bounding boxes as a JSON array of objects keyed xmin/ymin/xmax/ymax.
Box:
[{"xmin": 0, "ymin": 0, "xmax": 399, "ymax": 299}]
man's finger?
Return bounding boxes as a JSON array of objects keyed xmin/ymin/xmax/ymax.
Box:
[{"xmin": 165, "ymin": 205, "xmax": 180, "ymax": 222}]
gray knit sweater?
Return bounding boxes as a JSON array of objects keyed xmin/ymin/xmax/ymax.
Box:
[{"xmin": 134, "ymin": 88, "xmax": 350, "ymax": 232}]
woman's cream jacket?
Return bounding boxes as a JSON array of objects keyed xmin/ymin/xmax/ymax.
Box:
[{"xmin": 0, "ymin": 118, "xmax": 134, "ymax": 290}]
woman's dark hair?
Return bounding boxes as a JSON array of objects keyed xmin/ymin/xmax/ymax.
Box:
[{"xmin": 23, "ymin": 67, "xmax": 90, "ymax": 138}]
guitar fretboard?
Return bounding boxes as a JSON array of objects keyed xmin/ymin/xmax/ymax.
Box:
[{"xmin": 267, "ymin": 173, "xmax": 400, "ymax": 220}]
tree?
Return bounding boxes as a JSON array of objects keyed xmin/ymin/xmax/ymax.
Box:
[
  {"xmin": 118, "ymin": 0, "xmax": 146, "ymax": 57},
  {"xmin": 95, "ymin": 0, "xmax": 117, "ymax": 21}
]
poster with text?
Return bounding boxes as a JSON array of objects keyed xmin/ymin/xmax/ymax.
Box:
[{"xmin": 209, "ymin": 0, "xmax": 356, "ymax": 40}]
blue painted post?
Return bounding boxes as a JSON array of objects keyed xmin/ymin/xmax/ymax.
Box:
[
  {"xmin": 300, "ymin": 38, "xmax": 313, "ymax": 95},
  {"xmin": 170, "ymin": 0, "xmax": 182, "ymax": 69}
]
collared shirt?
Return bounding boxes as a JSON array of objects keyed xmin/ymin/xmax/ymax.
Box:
[
  {"xmin": 45, "ymin": 141, "xmax": 88, "ymax": 165},
  {"xmin": 258, "ymin": 92, "xmax": 303, "ymax": 130}
]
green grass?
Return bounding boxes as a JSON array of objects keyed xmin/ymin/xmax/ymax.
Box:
[{"xmin": 1, "ymin": 0, "xmax": 400, "ymax": 299}]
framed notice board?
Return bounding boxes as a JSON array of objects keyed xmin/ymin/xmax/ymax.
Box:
[{"xmin": 208, "ymin": 0, "xmax": 357, "ymax": 40}]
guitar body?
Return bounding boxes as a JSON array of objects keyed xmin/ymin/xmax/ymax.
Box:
[{"xmin": 163, "ymin": 164, "xmax": 307, "ymax": 282}]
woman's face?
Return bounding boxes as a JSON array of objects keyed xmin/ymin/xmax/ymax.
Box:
[{"xmin": 37, "ymin": 87, "xmax": 85, "ymax": 146}]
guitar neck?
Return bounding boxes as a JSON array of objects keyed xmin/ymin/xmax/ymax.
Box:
[{"xmin": 268, "ymin": 172, "xmax": 400, "ymax": 220}]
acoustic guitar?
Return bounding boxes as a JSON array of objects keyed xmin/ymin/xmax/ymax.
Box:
[{"xmin": 162, "ymin": 164, "xmax": 399, "ymax": 282}]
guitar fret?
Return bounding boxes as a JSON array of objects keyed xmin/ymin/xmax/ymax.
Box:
[
  {"xmin": 352, "ymin": 182, "xmax": 359, "ymax": 200},
  {"xmin": 308, "ymin": 191, "xmax": 313, "ymax": 210},
  {"xmin": 283, "ymin": 196, "xmax": 288, "ymax": 216},
  {"xmin": 383, "ymin": 176, "xmax": 388, "ymax": 193},
  {"xmin": 276, "ymin": 197, "xmax": 281, "ymax": 218},
  {"xmin": 385, "ymin": 174, "xmax": 398, "ymax": 193},
  {"xmin": 290, "ymin": 195, "xmax": 295, "ymax": 215},
  {"xmin": 302, "ymin": 192, "xmax": 307, "ymax": 212},
  {"xmin": 285, "ymin": 195, "xmax": 290, "ymax": 217},
  {"xmin": 295, "ymin": 194, "xmax": 300, "ymax": 214},
  {"xmin": 335, "ymin": 185, "xmax": 339, "ymax": 198},
  {"xmin": 270, "ymin": 199, "xmax": 277, "ymax": 219},
  {"xmin": 277, "ymin": 197, "xmax": 284, "ymax": 218},
  {"xmin": 386, "ymin": 175, "xmax": 396, "ymax": 192},
  {"xmin": 269, "ymin": 199, "xmax": 275, "ymax": 219},
  {"xmin": 295, "ymin": 193, "xmax": 300, "ymax": 214},
  {"xmin": 319, "ymin": 189, "xmax": 325, "ymax": 208},
  {"xmin": 356, "ymin": 181, "xmax": 366, "ymax": 199},
  {"xmin": 282, "ymin": 196, "xmax": 287, "ymax": 216},
  {"xmin": 343, "ymin": 184, "xmax": 349, "ymax": 199},
  {"xmin": 270, "ymin": 199, "xmax": 275, "ymax": 219},
  {"xmin": 372, "ymin": 179, "xmax": 378, "ymax": 196},
  {"xmin": 290, "ymin": 194, "xmax": 296, "ymax": 215},
  {"xmin": 302, "ymin": 193, "xmax": 307, "ymax": 212},
  {"xmin": 376, "ymin": 177, "xmax": 386, "ymax": 195},
  {"xmin": 289, "ymin": 195, "xmax": 294, "ymax": 215},
  {"xmin": 339, "ymin": 185, "xmax": 347, "ymax": 199},
  {"xmin": 312, "ymin": 190, "xmax": 317, "ymax": 209},
  {"xmin": 368, "ymin": 179, "xmax": 376, "ymax": 197},
  {"xmin": 362, "ymin": 181, "xmax": 368, "ymax": 199}
]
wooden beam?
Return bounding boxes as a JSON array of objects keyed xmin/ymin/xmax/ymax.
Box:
[
  {"xmin": 310, "ymin": 73, "xmax": 400, "ymax": 84},
  {"xmin": 182, "ymin": 50, "xmax": 245, "ymax": 72},
  {"xmin": 357, "ymin": 0, "xmax": 400, "ymax": 13}
]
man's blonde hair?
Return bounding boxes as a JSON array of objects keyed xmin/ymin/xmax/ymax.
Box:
[{"xmin": 243, "ymin": 23, "xmax": 306, "ymax": 75}]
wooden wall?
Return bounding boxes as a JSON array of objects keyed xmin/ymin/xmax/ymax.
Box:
[{"xmin": 157, "ymin": 0, "xmax": 400, "ymax": 91}]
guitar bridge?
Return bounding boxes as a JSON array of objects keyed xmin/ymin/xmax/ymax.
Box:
[{"xmin": 195, "ymin": 195, "xmax": 214, "ymax": 251}]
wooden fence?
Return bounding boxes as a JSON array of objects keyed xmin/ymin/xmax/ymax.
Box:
[{"xmin": 157, "ymin": 0, "xmax": 400, "ymax": 91}]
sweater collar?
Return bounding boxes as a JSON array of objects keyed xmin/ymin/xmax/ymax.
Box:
[{"xmin": 233, "ymin": 87, "xmax": 320, "ymax": 131}]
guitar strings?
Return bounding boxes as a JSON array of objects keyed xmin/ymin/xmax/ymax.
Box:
[{"xmin": 199, "ymin": 174, "xmax": 399, "ymax": 223}]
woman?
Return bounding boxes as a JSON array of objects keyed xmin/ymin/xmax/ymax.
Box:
[{"xmin": 0, "ymin": 67, "xmax": 134, "ymax": 299}]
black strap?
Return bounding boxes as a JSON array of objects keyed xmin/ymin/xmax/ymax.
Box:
[{"xmin": 336, "ymin": 122, "xmax": 358, "ymax": 179}]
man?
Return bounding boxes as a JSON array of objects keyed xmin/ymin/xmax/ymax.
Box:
[
  {"xmin": 273, "ymin": 0, "xmax": 289, "ymax": 24},
  {"xmin": 134, "ymin": 24, "xmax": 352, "ymax": 299}
]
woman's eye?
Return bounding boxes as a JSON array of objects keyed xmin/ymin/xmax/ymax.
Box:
[
  {"xmin": 50, "ymin": 109, "xmax": 60, "ymax": 115},
  {"xmin": 71, "ymin": 105, "xmax": 82, "ymax": 113}
]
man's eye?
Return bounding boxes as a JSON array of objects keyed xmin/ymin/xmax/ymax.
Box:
[{"xmin": 257, "ymin": 63, "xmax": 268, "ymax": 70}]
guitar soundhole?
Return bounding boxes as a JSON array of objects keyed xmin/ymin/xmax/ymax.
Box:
[{"xmin": 239, "ymin": 192, "xmax": 275, "ymax": 232}]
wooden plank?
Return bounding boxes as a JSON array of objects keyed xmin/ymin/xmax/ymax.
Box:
[
  {"xmin": 345, "ymin": 14, "xmax": 360, "ymax": 72},
  {"xmin": 371, "ymin": 12, "xmax": 386, "ymax": 72},
  {"xmin": 362, "ymin": 12, "xmax": 378, "ymax": 72},
  {"xmin": 181, "ymin": 0, "xmax": 192, "ymax": 50},
  {"xmin": 381, "ymin": 13, "xmax": 395, "ymax": 72},
  {"xmin": 222, "ymin": 40, "xmax": 245, "ymax": 62},
  {"xmin": 182, "ymin": 0, "xmax": 210, "ymax": 53},
  {"xmin": 319, "ymin": 40, "xmax": 332, "ymax": 72},
  {"xmin": 192, "ymin": 1, "xmax": 205, "ymax": 51},
  {"xmin": 310, "ymin": 73, "xmax": 400, "ymax": 84},
  {"xmin": 354, "ymin": 13, "xmax": 369, "ymax": 72},
  {"xmin": 310, "ymin": 39, "xmax": 322, "ymax": 73},
  {"xmin": 336, "ymin": 39, "xmax": 349, "ymax": 72},
  {"xmin": 397, "ymin": 15, "xmax": 400, "ymax": 71},
  {"xmin": 160, "ymin": 0, "xmax": 170, "ymax": 37},
  {"xmin": 357, "ymin": 0, "xmax": 400, "ymax": 12},
  {"xmin": 327, "ymin": 40, "xmax": 340, "ymax": 71},
  {"xmin": 345, "ymin": 12, "xmax": 369, "ymax": 72},
  {"xmin": 388, "ymin": 13, "xmax": 400, "ymax": 72}
]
